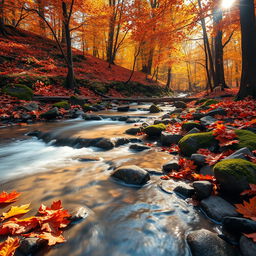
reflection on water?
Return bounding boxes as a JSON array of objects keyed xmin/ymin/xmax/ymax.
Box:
[{"xmin": 0, "ymin": 111, "xmax": 216, "ymax": 256}]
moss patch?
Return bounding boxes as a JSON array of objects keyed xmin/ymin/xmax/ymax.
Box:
[
  {"xmin": 234, "ymin": 130, "xmax": 256, "ymax": 151},
  {"xmin": 214, "ymin": 159, "xmax": 256, "ymax": 183},
  {"xmin": 149, "ymin": 104, "xmax": 162, "ymax": 113},
  {"xmin": 199, "ymin": 99, "xmax": 219, "ymax": 109},
  {"xmin": 143, "ymin": 123, "xmax": 166, "ymax": 137},
  {"xmin": 53, "ymin": 101, "xmax": 70, "ymax": 110},
  {"xmin": 3, "ymin": 84, "xmax": 33, "ymax": 100},
  {"xmin": 182, "ymin": 122, "xmax": 201, "ymax": 132}
]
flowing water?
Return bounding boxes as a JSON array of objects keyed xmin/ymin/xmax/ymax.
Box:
[{"xmin": 0, "ymin": 105, "xmax": 216, "ymax": 256}]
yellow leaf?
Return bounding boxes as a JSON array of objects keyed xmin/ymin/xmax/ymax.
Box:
[
  {"xmin": 1, "ymin": 204, "xmax": 31, "ymax": 221},
  {"xmin": 0, "ymin": 237, "xmax": 20, "ymax": 256}
]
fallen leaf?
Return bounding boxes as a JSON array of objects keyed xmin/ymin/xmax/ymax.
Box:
[
  {"xmin": 1, "ymin": 204, "xmax": 31, "ymax": 221},
  {"xmin": 244, "ymin": 233, "xmax": 256, "ymax": 242},
  {"xmin": 235, "ymin": 196, "xmax": 256, "ymax": 221},
  {"xmin": 0, "ymin": 237, "xmax": 20, "ymax": 256},
  {"xmin": 0, "ymin": 191, "xmax": 21, "ymax": 204}
]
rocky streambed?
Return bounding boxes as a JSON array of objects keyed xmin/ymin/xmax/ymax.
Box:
[{"xmin": 0, "ymin": 102, "xmax": 254, "ymax": 256}]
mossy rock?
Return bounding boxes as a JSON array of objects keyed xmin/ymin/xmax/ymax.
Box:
[
  {"xmin": 149, "ymin": 104, "xmax": 162, "ymax": 113},
  {"xmin": 143, "ymin": 123, "xmax": 166, "ymax": 137},
  {"xmin": 53, "ymin": 101, "xmax": 70, "ymax": 110},
  {"xmin": 182, "ymin": 122, "xmax": 201, "ymax": 132},
  {"xmin": 234, "ymin": 130, "xmax": 256, "ymax": 151},
  {"xmin": 199, "ymin": 99, "xmax": 219, "ymax": 109},
  {"xmin": 195, "ymin": 98, "xmax": 208, "ymax": 105},
  {"xmin": 214, "ymin": 159, "xmax": 256, "ymax": 194},
  {"xmin": 178, "ymin": 132, "xmax": 217, "ymax": 156},
  {"xmin": 3, "ymin": 84, "xmax": 33, "ymax": 100}
]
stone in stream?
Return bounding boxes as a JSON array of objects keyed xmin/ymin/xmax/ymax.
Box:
[
  {"xmin": 162, "ymin": 160, "xmax": 180, "ymax": 172},
  {"xmin": 239, "ymin": 235, "xmax": 256, "ymax": 256},
  {"xmin": 70, "ymin": 206, "xmax": 89, "ymax": 222},
  {"xmin": 117, "ymin": 105, "xmax": 130, "ymax": 112},
  {"xmin": 173, "ymin": 101, "xmax": 187, "ymax": 109},
  {"xmin": 126, "ymin": 118, "xmax": 140, "ymax": 123},
  {"xmin": 200, "ymin": 196, "xmax": 240, "ymax": 222},
  {"xmin": 161, "ymin": 132, "xmax": 182, "ymax": 146},
  {"xmin": 111, "ymin": 165, "xmax": 150, "ymax": 185},
  {"xmin": 223, "ymin": 217, "xmax": 256, "ymax": 234},
  {"xmin": 186, "ymin": 127, "xmax": 201, "ymax": 135},
  {"xmin": 129, "ymin": 143, "xmax": 151, "ymax": 151},
  {"xmin": 191, "ymin": 154, "xmax": 206, "ymax": 166},
  {"xmin": 169, "ymin": 108, "xmax": 183, "ymax": 114},
  {"xmin": 214, "ymin": 159, "xmax": 256, "ymax": 195},
  {"xmin": 40, "ymin": 107, "xmax": 60, "ymax": 120},
  {"xmin": 143, "ymin": 124, "xmax": 166, "ymax": 137},
  {"xmin": 192, "ymin": 181, "xmax": 213, "ymax": 200},
  {"xmin": 187, "ymin": 229, "xmax": 239, "ymax": 256},
  {"xmin": 125, "ymin": 127, "xmax": 141, "ymax": 135},
  {"xmin": 83, "ymin": 114, "xmax": 103, "ymax": 121},
  {"xmin": 94, "ymin": 138, "xmax": 115, "ymax": 150},
  {"xmin": 206, "ymin": 108, "xmax": 227, "ymax": 117},
  {"xmin": 18, "ymin": 237, "xmax": 47, "ymax": 255},
  {"xmin": 173, "ymin": 184, "xmax": 195, "ymax": 198},
  {"xmin": 78, "ymin": 157, "xmax": 101, "ymax": 162},
  {"xmin": 149, "ymin": 104, "xmax": 162, "ymax": 113}
]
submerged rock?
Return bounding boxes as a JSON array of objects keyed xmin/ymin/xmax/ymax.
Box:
[
  {"xmin": 200, "ymin": 196, "xmax": 239, "ymax": 222},
  {"xmin": 214, "ymin": 159, "xmax": 256, "ymax": 195},
  {"xmin": 83, "ymin": 114, "xmax": 103, "ymax": 121},
  {"xmin": 111, "ymin": 165, "xmax": 150, "ymax": 185},
  {"xmin": 193, "ymin": 181, "xmax": 213, "ymax": 200},
  {"xmin": 187, "ymin": 229, "xmax": 238, "ymax": 256}
]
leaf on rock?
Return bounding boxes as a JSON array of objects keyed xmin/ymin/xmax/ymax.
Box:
[
  {"xmin": 235, "ymin": 196, "xmax": 256, "ymax": 221},
  {"xmin": 0, "ymin": 237, "xmax": 20, "ymax": 256},
  {"xmin": 0, "ymin": 191, "xmax": 21, "ymax": 204},
  {"xmin": 244, "ymin": 233, "xmax": 256, "ymax": 243},
  {"xmin": 241, "ymin": 184, "xmax": 256, "ymax": 196},
  {"xmin": 1, "ymin": 204, "xmax": 31, "ymax": 221}
]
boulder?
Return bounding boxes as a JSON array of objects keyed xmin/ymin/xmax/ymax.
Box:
[
  {"xmin": 214, "ymin": 159, "xmax": 256, "ymax": 194},
  {"xmin": 83, "ymin": 104, "xmax": 99, "ymax": 112},
  {"xmin": 22, "ymin": 102, "xmax": 38, "ymax": 111},
  {"xmin": 200, "ymin": 165, "xmax": 214, "ymax": 176},
  {"xmin": 170, "ymin": 108, "xmax": 183, "ymax": 114},
  {"xmin": 223, "ymin": 217, "xmax": 256, "ymax": 234},
  {"xmin": 206, "ymin": 108, "xmax": 227, "ymax": 117},
  {"xmin": 162, "ymin": 160, "xmax": 180, "ymax": 172},
  {"xmin": 224, "ymin": 147, "xmax": 253, "ymax": 161},
  {"xmin": 149, "ymin": 104, "xmax": 162, "ymax": 113},
  {"xmin": 126, "ymin": 118, "xmax": 140, "ymax": 123},
  {"xmin": 117, "ymin": 105, "xmax": 130, "ymax": 112},
  {"xmin": 129, "ymin": 144, "xmax": 151, "ymax": 151},
  {"xmin": 173, "ymin": 184, "xmax": 195, "ymax": 198},
  {"xmin": 95, "ymin": 138, "xmax": 115, "ymax": 150},
  {"xmin": 200, "ymin": 196, "xmax": 240, "ymax": 222},
  {"xmin": 53, "ymin": 101, "xmax": 70, "ymax": 110},
  {"xmin": 161, "ymin": 132, "xmax": 182, "ymax": 146},
  {"xmin": 178, "ymin": 132, "xmax": 217, "ymax": 156},
  {"xmin": 83, "ymin": 114, "xmax": 103, "ymax": 121},
  {"xmin": 200, "ymin": 116, "xmax": 217, "ymax": 126},
  {"xmin": 187, "ymin": 229, "xmax": 238, "ymax": 256},
  {"xmin": 111, "ymin": 165, "xmax": 150, "ymax": 185},
  {"xmin": 193, "ymin": 181, "xmax": 213, "ymax": 200},
  {"xmin": 18, "ymin": 237, "xmax": 47, "ymax": 255},
  {"xmin": 125, "ymin": 127, "xmax": 141, "ymax": 135},
  {"xmin": 182, "ymin": 122, "xmax": 201, "ymax": 132},
  {"xmin": 239, "ymin": 235, "xmax": 256, "ymax": 256},
  {"xmin": 143, "ymin": 124, "xmax": 166, "ymax": 137},
  {"xmin": 40, "ymin": 107, "xmax": 59, "ymax": 120},
  {"xmin": 173, "ymin": 101, "xmax": 187, "ymax": 109},
  {"xmin": 3, "ymin": 84, "xmax": 33, "ymax": 101},
  {"xmin": 191, "ymin": 154, "xmax": 206, "ymax": 166}
]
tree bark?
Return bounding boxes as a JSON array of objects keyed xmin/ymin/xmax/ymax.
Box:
[
  {"xmin": 165, "ymin": 67, "xmax": 172, "ymax": 91},
  {"xmin": 37, "ymin": 0, "xmax": 46, "ymax": 36},
  {"xmin": 0, "ymin": 0, "xmax": 5, "ymax": 34},
  {"xmin": 213, "ymin": 4, "xmax": 227, "ymax": 90},
  {"xmin": 237, "ymin": 0, "xmax": 256, "ymax": 99}
]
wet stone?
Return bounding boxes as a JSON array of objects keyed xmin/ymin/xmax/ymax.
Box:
[
  {"xmin": 239, "ymin": 235, "xmax": 256, "ymax": 256},
  {"xmin": 129, "ymin": 143, "xmax": 151, "ymax": 151},
  {"xmin": 186, "ymin": 127, "xmax": 201, "ymax": 135},
  {"xmin": 193, "ymin": 181, "xmax": 213, "ymax": 200},
  {"xmin": 70, "ymin": 207, "xmax": 89, "ymax": 222},
  {"xmin": 173, "ymin": 184, "xmax": 195, "ymax": 198},
  {"xmin": 161, "ymin": 132, "xmax": 183, "ymax": 146},
  {"xmin": 223, "ymin": 217, "xmax": 256, "ymax": 234},
  {"xmin": 117, "ymin": 106, "xmax": 130, "ymax": 112},
  {"xmin": 83, "ymin": 114, "xmax": 103, "ymax": 121},
  {"xmin": 200, "ymin": 165, "xmax": 214, "ymax": 176},
  {"xmin": 94, "ymin": 138, "xmax": 115, "ymax": 150},
  {"xmin": 162, "ymin": 160, "xmax": 179, "ymax": 173},
  {"xmin": 191, "ymin": 154, "xmax": 206, "ymax": 166},
  {"xmin": 125, "ymin": 127, "xmax": 141, "ymax": 135},
  {"xmin": 224, "ymin": 147, "xmax": 253, "ymax": 161},
  {"xmin": 18, "ymin": 237, "xmax": 47, "ymax": 256}
]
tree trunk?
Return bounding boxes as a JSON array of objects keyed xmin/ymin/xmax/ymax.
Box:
[
  {"xmin": 165, "ymin": 67, "xmax": 172, "ymax": 91},
  {"xmin": 62, "ymin": 1, "xmax": 76, "ymax": 89},
  {"xmin": 37, "ymin": 0, "xmax": 46, "ymax": 36},
  {"xmin": 0, "ymin": 0, "xmax": 5, "ymax": 34},
  {"xmin": 107, "ymin": 0, "xmax": 116, "ymax": 65},
  {"xmin": 237, "ymin": 0, "xmax": 256, "ymax": 99},
  {"xmin": 61, "ymin": 21, "xmax": 66, "ymax": 44},
  {"xmin": 213, "ymin": 4, "xmax": 227, "ymax": 90}
]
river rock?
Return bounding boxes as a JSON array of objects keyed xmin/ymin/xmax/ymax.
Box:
[
  {"xmin": 70, "ymin": 109, "xmax": 85, "ymax": 118},
  {"xmin": 162, "ymin": 160, "xmax": 180, "ymax": 172},
  {"xmin": 200, "ymin": 116, "xmax": 217, "ymax": 127},
  {"xmin": 173, "ymin": 183, "xmax": 195, "ymax": 198},
  {"xmin": 182, "ymin": 122, "xmax": 201, "ymax": 132},
  {"xmin": 78, "ymin": 157, "xmax": 101, "ymax": 162},
  {"xmin": 70, "ymin": 206, "xmax": 89, "ymax": 222},
  {"xmin": 223, "ymin": 217, "xmax": 256, "ymax": 234},
  {"xmin": 18, "ymin": 237, "xmax": 47, "ymax": 255},
  {"xmin": 224, "ymin": 147, "xmax": 253, "ymax": 161},
  {"xmin": 200, "ymin": 165, "xmax": 214, "ymax": 175},
  {"xmin": 95, "ymin": 138, "xmax": 114, "ymax": 150},
  {"xmin": 206, "ymin": 108, "xmax": 227, "ymax": 117},
  {"xmin": 117, "ymin": 106, "xmax": 130, "ymax": 112},
  {"xmin": 187, "ymin": 229, "xmax": 239, "ymax": 256},
  {"xmin": 22, "ymin": 102, "xmax": 39, "ymax": 112},
  {"xmin": 126, "ymin": 118, "xmax": 140, "ymax": 123},
  {"xmin": 40, "ymin": 107, "xmax": 59, "ymax": 120},
  {"xmin": 111, "ymin": 165, "xmax": 150, "ymax": 185},
  {"xmin": 125, "ymin": 127, "xmax": 141, "ymax": 135},
  {"xmin": 239, "ymin": 235, "xmax": 256, "ymax": 256},
  {"xmin": 149, "ymin": 104, "xmax": 162, "ymax": 113},
  {"xmin": 191, "ymin": 154, "xmax": 206, "ymax": 166},
  {"xmin": 144, "ymin": 124, "xmax": 166, "ymax": 137},
  {"xmin": 193, "ymin": 181, "xmax": 213, "ymax": 200},
  {"xmin": 170, "ymin": 108, "xmax": 183, "ymax": 114},
  {"xmin": 200, "ymin": 196, "xmax": 240, "ymax": 222},
  {"xmin": 129, "ymin": 143, "xmax": 151, "ymax": 151},
  {"xmin": 161, "ymin": 132, "xmax": 182, "ymax": 146},
  {"xmin": 186, "ymin": 127, "xmax": 201, "ymax": 135},
  {"xmin": 173, "ymin": 101, "xmax": 187, "ymax": 109},
  {"xmin": 214, "ymin": 159, "xmax": 256, "ymax": 195},
  {"xmin": 83, "ymin": 114, "xmax": 103, "ymax": 121}
]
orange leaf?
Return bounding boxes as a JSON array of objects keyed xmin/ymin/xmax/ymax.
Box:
[
  {"xmin": 244, "ymin": 233, "xmax": 256, "ymax": 242},
  {"xmin": 0, "ymin": 237, "xmax": 20, "ymax": 256},
  {"xmin": 241, "ymin": 184, "xmax": 256, "ymax": 196},
  {"xmin": 0, "ymin": 191, "xmax": 21, "ymax": 204},
  {"xmin": 1, "ymin": 204, "xmax": 31, "ymax": 221},
  {"xmin": 235, "ymin": 196, "xmax": 256, "ymax": 221}
]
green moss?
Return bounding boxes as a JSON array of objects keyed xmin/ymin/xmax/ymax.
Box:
[
  {"xmin": 143, "ymin": 123, "xmax": 166, "ymax": 137},
  {"xmin": 195, "ymin": 98, "xmax": 208, "ymax": 105},
  {"xmin": 149, "ymin": 104, "xmax": 162, "ymax": 113},
  {"xmin": 83, "ymin": 104, "xmax": 93, "ymax": 112},
  {"xmin": 200, "ymin": 99, "xmax": 219, "ymax": 108},
  {"xmin": 3, "ymin": 84, "xmax": 33, "ymax": 101},
  {"xmin": 53, "ymin": 101, "xmax": 70, "ymax": 110},
  {"xmin": 234, "ymin": 129, "xmax": 256, "ymax": 151},
  {"xmin": 181, "ymin": 122, "xmax": 201, "ymax": 132},
  {"xmin": 178, "ymin": 131, "xmax": 215, "ymax": 156},
  {"xmin": 214, "ymin": 159, "xmax": 256, "ymax": 183}
]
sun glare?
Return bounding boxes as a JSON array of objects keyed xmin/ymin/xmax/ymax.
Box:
[{"xmin": 221, "ymin": 0, "xmax": 236, "ymax": 9}]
